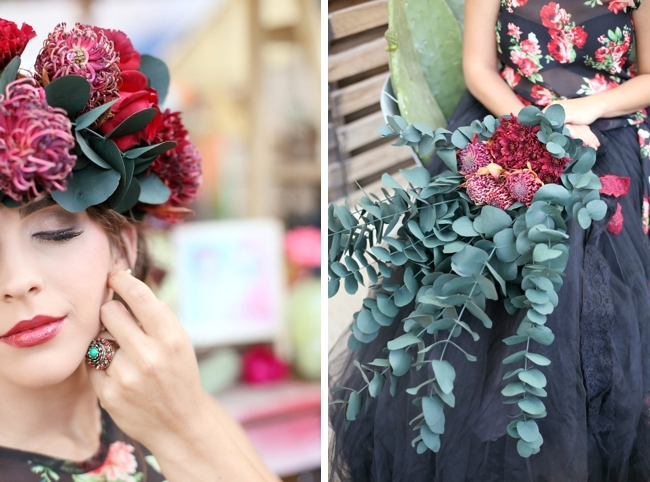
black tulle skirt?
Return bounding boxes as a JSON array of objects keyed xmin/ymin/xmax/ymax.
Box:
[{"xmin": 330, "ymin": 92, "xmax": 650, "ymax": 482}]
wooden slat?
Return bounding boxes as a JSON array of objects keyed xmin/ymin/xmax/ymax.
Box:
[
  {"xmin": 276, "ymin": 162, "xmax": 321, "ymax": 184},
  {"xmin": 328, "ymin": 37, "xmax": 387, "ymax": 82},
  {"xmin": 328, "ymin": 0, "xmax": 388, "ymax": 40},
  {"xmin": 336, "ymin": 110, "xmax": 385, "ymax": 153},
  {"xmin": 330, "ymin": 72, "xmax": 387, "ymax": 117},
  {"xmin": 346, "ymin": 141, "xmax": 415, "ymax": 182}
]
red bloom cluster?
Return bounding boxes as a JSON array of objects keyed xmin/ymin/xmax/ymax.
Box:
[
  {"xmin": 460, "ymin": 116, "xmax": 568, "ymax": 209},
  {"xmin": 0, "ymin": 19, "xmax": 35, "ymax": 71},
  {"xmin": 540, "ymin": 2, "xmax": 587, "ymax": 64},
  {"xmin": 147, "ymin": 110, "xmax": 202, "ymax": 222}
]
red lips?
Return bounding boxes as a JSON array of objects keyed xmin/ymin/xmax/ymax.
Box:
[{"xmin": 1, "ymin": 315, "xmax": 66, "ymax": 348}]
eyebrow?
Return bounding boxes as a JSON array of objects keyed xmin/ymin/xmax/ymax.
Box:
[{"xmin": 18, "ymin": 197, "xmax": 58, "ymax": 219}]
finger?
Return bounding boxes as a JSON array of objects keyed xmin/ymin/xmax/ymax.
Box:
[
  {"xmin": 100, "ymin": 299, "xmax": 147, "ymax": 349},
  {"xmin": 108, "ymin": 270, "xmax": 169, "ymax": 337}
]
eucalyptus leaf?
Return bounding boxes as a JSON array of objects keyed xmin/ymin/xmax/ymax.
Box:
[
  {"xmin": 0, "ymin": 56, "xmax": 20, "ymax": 94},
  {"xmin": 51, "ymin": 165, "xmax": 120, "ymax": 212},
  {"xmin": 44, "ymin": 75, "xmax": 91, "ymax": 117},
  {"xmin": 431, "ymin": 360, "xmax": 455, "ymax": 394},
  {"xmin": 139, "ymin": 54, "xmax": 170, "ymax": 104}
]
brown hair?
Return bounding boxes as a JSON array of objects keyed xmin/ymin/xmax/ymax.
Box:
[{"xmin": 86, "ymin": 206, "xmax": 151, "ymax": 281}]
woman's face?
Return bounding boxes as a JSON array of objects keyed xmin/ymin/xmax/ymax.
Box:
[{"xmin": 0, "ymin": 199, "xmax": 130, "ymax": 388}]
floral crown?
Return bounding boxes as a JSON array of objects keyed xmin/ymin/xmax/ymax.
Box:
[{"xmin": 0, "ymin": 19, "xmax": 202, "ymax": 223}]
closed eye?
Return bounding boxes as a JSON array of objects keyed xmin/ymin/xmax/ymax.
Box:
[{"xmin": 33, "ymin": 228, "xmax": 84, "ymax": 242}]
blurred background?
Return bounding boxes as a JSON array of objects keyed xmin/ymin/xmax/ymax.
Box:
[{"xmin": 2, "ymin": 0, "xmax": 321, "ymax": 480}]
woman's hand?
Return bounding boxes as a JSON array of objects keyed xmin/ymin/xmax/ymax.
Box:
[
  {"xmin": 88, "ymin": 271, "xmax": 207, "ymax": 448},
  {"xmin": 564, "ymin": 123, "xmax": 601, "ymax": 150},
  {"xmin": 88, "ymin": 270, "xmax": 276, "ymax": 482},
  {"xmin": 546, "ymin": 97, "xmax": 604, "ymax": 126}
]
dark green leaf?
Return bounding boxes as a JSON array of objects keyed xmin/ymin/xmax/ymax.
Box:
[
  {"xmin": 106, "ymin": 108, "xmax": 158, "ymax": 139},
  {"xmin": 138, "ymin": 174, "xmax": 171, "ymax": 204},
  {"xmin": 111, "ymin": 176, "xmax": 141, "ymax": 213},
  {"xmin": 45, "ymin": 75, "xmax": 91, "ymax": 117},
  {"xmin": 0, "ymin": 56, "xmax": 20, "ymax": 95},
  {"xmin": 75, "ymin": 131, "xmax": 111, "ymax": 169},
  {"xmin": 125, "ymin": 141, "xmax": 177, "ymax": 160},
  {"xmin": 75, "ymin": 98, "xmax": 118, "ymax": 130},
  {"xmin": 51, "ymin": 164, "xmax": 120, "ymax": 212},
  {"xmin": 139, "ymin": 54, "xmax": 170, "ymax": 104}
]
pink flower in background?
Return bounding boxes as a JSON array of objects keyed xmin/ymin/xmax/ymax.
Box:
[
  {"xmin": 34, "ymin": 23, "xmax": 121, "ymax": 112},
  {"xmin": 0, "ymin": 79, "xmax": 76, "ymax": 200},
  {"xmin": 86, "ymin": 441, "xmax": 138, "ymax": 482},
  {"xmin": 285, "ymin": 226, "xmax": 321, "ymax": 268},
  {"xmin": 242, "ymin": 345, "xmax": 290, "ymax": 384}
]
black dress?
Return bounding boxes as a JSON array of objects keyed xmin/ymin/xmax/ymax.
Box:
[
  {"xmin": 0, "ymin": 409, "xmax": 165, "ymax": 481},
  {"xmin": 330, "ymin": 1, "xmax": 650, "ymax": 480}
]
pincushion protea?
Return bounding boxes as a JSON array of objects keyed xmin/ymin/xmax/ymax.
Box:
[
  {"xmin": 0, "ymin": 79, "xmax": 76, "ymax": 201},
  {"xmin": 34, "ymin": 23, "xmax": 121, "ymax": 112},
  {"xmin": 458, "ymin": 141, "xmax": 492, "ymax": 175},
  {"xmin": 505, "ymin": 169, "xmax": 543, "ymax": 206}
]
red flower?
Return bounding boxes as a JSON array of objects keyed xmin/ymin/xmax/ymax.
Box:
[
  {"xmin": 607, "ymin": 0, "xmax": 635, "ymax": 13},
  {"xmin": 585, "ymin": 73, "xmax": 619, "ymax": 93},
  {"xmin": 92, "ymin": 27, "xmax": 141, "ymax": 71},
  {"xmin": 0, "ymin": 19, "xmax": 35, "ymax": 71},
  {"xmin": 34, "ymin": 23, "xmax": 121, "ymax": 112},
  {"xmin": 516, "ymin": 93, "xmax": 532, "ymax": 106},
  {"xmin": 606, "ymin": 202, "xmax": 624, "ymax": 234},
  {"xmin": 98, "ymin": 70, "xmax": 160, "ymax": 151},
  {"xmin": 570, "ymin": 26, "xmax": 588, "ymax": 49},
  {"xmin": 146, "ymin": 109, "xmax": 202, "ymax": 221},
  {"xmin": 507, "ymin": 23, "xmax": 522, "ymax": 39},
  {"xmin": 530, "ymin": 85, "xmax": 555, "ymax": 106},
  {"xmin": 517, "ymin": 57, "xmax": 539, "ymax": 77},
  {"xmin": 599, "ymin": 174, "xmax": 630, "ymax": 197},
  {"xmin": 501, "ymin": 66, "xmax": 521, "ymax": 88},
  {"xmin": 86, "ymin": 441, "xmax": 138, "ymax": 481},
  {"xmin": 540, "ymin": 3, "xmax": 569, "ymax": 29},
  {"xmin": 242, "ymin": 345, "xmax": 289, "ymax": 384},
  {"xmin": 0, "ymin": 79, "xmax": 76, "ymax": 201},
  {"xmin": 548, "ymin": 33, "xmax": 573, "ymax": 63},
  {"xmin": 520, "ymin": 39, "xmax": 541, "ymax": 55},
  {"xmin": 489, "ymin": 116, "xmax": 541, "ymax": 170},
  {"xmin": 458, "ymin": 140, "xmax": 492, "ymax": 175},
  {"xmin": 505, "ymin": 170, "xmax": 543, "ymax": 206}
]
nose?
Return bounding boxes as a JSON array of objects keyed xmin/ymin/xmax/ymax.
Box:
[{"xmin": 0, "ymin": 250, "xmax": 43, "ymax": 302}]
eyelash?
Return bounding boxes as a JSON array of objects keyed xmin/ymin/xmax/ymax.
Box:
[{"xmin": 34, "ymin": 228, "xmax": 84, "ymax": 243}]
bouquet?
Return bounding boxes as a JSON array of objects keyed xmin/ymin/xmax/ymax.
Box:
[{"xmin": 328, "ymin": 105, "xmax": 606, "ymax": 458}]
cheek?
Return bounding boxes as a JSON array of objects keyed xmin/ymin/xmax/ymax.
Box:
[{"xmin": 49, "ymin": 228, "xmax": 114, "ymax": 321}]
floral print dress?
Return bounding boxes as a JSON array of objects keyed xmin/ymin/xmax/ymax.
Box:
[
  {"xmin": 0, "ymin": 410, "xmax": 166, "ymax": 482},
  {"xmin": 496, "ymin": 0, "xmax": 650, "ymax": 233}
]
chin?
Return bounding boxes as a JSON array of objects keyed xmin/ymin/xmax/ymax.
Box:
[{"xmin": 0, "ymin": 322, "xmax": 97, "ymax": 389}]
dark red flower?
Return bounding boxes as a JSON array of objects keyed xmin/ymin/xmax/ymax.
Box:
[
  {"xmin": 540, "ymin": 3, "xmax": 566, "ymax": 29},
  {"xmin": 146, "ymin": 109, "xmax": 202, "ymax": 222},
  {"xmin": 98, "ymin": 70, "xmax": 160, "ymax": 151},
  {"xmin": 607, "ymin": 202, "xmax": 624, "ymax": 234},
  {"xmin": 92, "ymin": 27, "xmax": 141, "ymax": 71},
  {"xmin": 599, "ymin": 174, "xmax": 630, "ymax": 197},
  {"xmin": 489, "ymin": 116, "xmax": 541, "ymax": 170},
  {"xmin": 0, "ymin": 19, "xmax": 35, "ymax": 71}
]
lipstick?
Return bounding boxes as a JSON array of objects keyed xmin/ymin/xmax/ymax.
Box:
[{"xmin": 1, "ymin": 315, "xmax": 66, "ymax": 348}]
